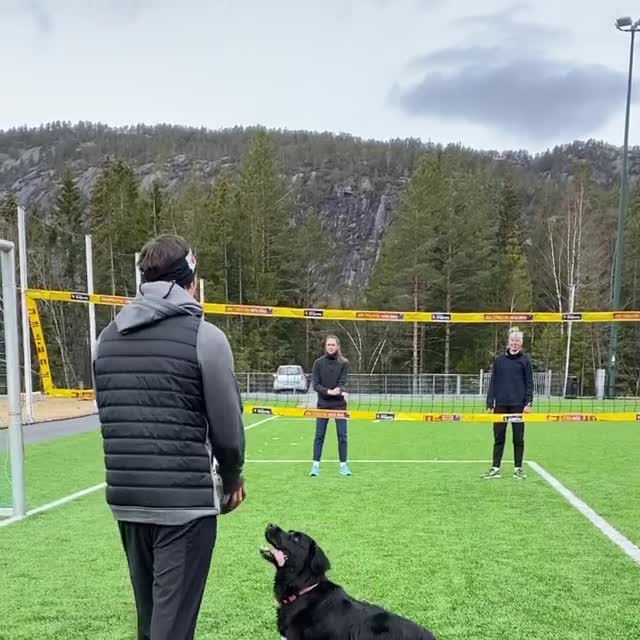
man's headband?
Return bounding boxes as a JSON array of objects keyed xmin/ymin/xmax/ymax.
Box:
[{"xmin": 140, "ymin": 249, "xmax": 197, "ymax": 286}]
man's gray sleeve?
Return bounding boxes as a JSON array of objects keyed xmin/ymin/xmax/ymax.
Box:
[{"xmin": 197, "ymin": 320, "xmax": 246, "ymax": 492}]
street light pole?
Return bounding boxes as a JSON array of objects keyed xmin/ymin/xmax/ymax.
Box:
[{"xmin": 608, "ymin": 17, "xmax": 639, "ymax": 398}]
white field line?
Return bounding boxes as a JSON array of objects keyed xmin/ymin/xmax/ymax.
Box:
[
  {"xmin": 0, "ymin": 415, "xmax": 278, "ymax": 529},
  {"xmin": 527, "ymin": 460, "xmax": 640, "ymax": 567}
]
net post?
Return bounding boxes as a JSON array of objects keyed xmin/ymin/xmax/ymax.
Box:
[
  {"xmin": 17, "ymin": 206, "xmax": 33, "ymax": 424},
  {"xmin": 1, "ymin": 239, "xmax": 26, "ymax": 517},
  {"xmin": 85, "ymin": 235, "xmax": 97, "ymax": 363},
  {"xmin": 134, "ymin": 252, "xmax": 141, "ymax": 292}
]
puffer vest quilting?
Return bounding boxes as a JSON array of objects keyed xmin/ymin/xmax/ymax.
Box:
[{"xmin": 95, "ymin": 314, "xmax": 216, "ymax": 509}]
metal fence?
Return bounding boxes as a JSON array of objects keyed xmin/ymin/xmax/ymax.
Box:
[{"xmin": 237, "ymin": 370, "xmax": 558, "ymax": 398}]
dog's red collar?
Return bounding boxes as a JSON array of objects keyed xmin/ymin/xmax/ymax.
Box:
[{"xmin": 280, "ymin": 583, "xmax": 319, "ymax": 605}]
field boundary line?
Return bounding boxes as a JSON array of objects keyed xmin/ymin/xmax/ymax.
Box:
[
  {"xmin": 245, "ymin": 459, "xmax": 498, "ymax": 463},
  {"xmin": 0, "ymin": 483, "xmax": 106, "ymax": 529},
  {"xmin": 527, "ymin": 460, "xmax": 640, "ymax": 567},
  {"xmin": 0, "ymin": 416, "xmax": 278, "ymax": 529}
]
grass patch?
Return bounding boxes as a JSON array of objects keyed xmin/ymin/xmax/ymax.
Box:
[{"xmin": 1, "ymin": 415, "xmax": 639, "ymax": 639}]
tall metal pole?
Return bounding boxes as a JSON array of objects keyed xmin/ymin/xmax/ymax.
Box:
[
  {"xmin": 0, "ymin": 240, "xmax": 26, "ymax": 517},
  {"xmin": 85, "ymin": 235, "xmax": 97, "ymax": 363},
  {"xmin": 134, "ymin": 252, "xmax": 141, "ymax": 292},
  {"xmin": 563, "ymin": 284, "xmax": 576, "ymax": 397},
  {"xmin": 17, "ymin": 206, "xmax": 33, "ymax": 424},
  {"xmin": 608, "ymin": 28, "xmax": 636, "ymax": 398}
]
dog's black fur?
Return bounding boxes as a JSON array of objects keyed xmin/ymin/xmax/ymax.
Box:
[{"xmin": 260, "ymin": 523, "xmax": 437, "ymax": 639}]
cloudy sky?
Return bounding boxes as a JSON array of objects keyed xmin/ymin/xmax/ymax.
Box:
[{"xmin": 1, "ymin": 0, "xmax": 638, "ymax": 153}]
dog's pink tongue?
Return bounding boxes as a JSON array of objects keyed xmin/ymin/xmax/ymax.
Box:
[{"xmin": 272, "ymin": 549, "xmax": 286, "ymax": 567}]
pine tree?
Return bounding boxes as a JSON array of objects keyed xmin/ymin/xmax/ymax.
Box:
[
  {"xmin": 370, "ymin": 151, "xmax": 497, "ymax": 376},
  {"xmin": 201, "ymin": 175, "xmax": 235, "ymax": 303},
  {"xmin": 54, "ymin": 168, "xmax": 85, "ymax": 289},
  {"xmin": 369, "ymin": 152, "xmax": 444, "ymax": 375},
  {"xmin": 289, "ymin": 210, "xmax": 334, "ymax": 369},
  {"xmin": 142, "ymin": 179, "xmax": 164, "ymax": 237},
  {"xmin": 235, "ymin": 131, "xmax": 294, "ymax": 306},
  {"xmin": 229, "ymin": 132, "xmax": 297, "ymax": 370},
  {"xmin": 0, "ymin": 194, "xmax": 18, "ymax": 242},
  {"xmin": 90, "ymin": 159, "xmax": 147, "ymax": 298},
  {"xmin": 495, "ymin": 178, "xmax": 532, "ymax": 311}
]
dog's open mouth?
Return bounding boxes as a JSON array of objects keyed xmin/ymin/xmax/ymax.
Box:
[{"xmin": 260, "ymin": 546, "xmax": 287, "ymax": 567}]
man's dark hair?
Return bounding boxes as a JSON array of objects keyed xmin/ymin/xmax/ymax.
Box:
[{"xmin": 138, "ymin": 234, "xmax": 196, "ymax": 289}]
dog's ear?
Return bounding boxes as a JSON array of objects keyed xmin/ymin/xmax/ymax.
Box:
[{"xmin": 308, "ymin": 540, "xmax": 330, "ymax": 576}]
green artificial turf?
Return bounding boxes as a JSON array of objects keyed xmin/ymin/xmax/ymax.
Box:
[{"xmin": 1, "ymin": 415, "xmax": 639, "ymax": 639}]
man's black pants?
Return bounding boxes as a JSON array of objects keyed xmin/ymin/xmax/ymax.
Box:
[
  {"xmin": 118, "ymin": 516, "xmax": 217, "ymax": 640},
  {"xmin": 492, "ymin": 405, "xmax": 525, "ymax": 468}
]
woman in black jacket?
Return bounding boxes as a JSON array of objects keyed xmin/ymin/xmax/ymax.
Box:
[
  {"xmin": 309, "ymin": 335, "xmax": 351, "ymax": 477},
  {"xmin": 483, "ymin": 327, "xmax": 533, "ymax": 480}
]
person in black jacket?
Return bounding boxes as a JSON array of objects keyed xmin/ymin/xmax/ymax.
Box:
[
  {"xmin": 309, "ymin": 335, "xmax": 351, "ymax": 477},
  {"xmin": 482, "ymin": 327, "xmax": 533, "ymax": 480},
  {"xmin": 93, "ymin": 234, "xmax": 246, "ymax": 640}
]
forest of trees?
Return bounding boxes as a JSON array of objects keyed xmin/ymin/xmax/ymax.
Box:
[{"xmin": 1, "ymin": 125, "xmax": 640, "ymax": 396}]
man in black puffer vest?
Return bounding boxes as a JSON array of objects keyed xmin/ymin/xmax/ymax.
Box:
[
  {"xmin": 93, "ymin": 234, "xmax": 246, "ymax": 640},
  {"xmin": 482, "ymin": 327, "xmax": 533, "ymax": 481}
]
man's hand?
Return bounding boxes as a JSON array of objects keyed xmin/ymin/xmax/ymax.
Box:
[
  {"xmin": 523, "ymin": 404, "xmax": 532, "ymax": 413},
  {"xmin": 327, "ymin": 387, "xmax": 340, "ymax": 396},
  {"xmin": 221, "ymin": 481, "xmax": 246, "ymax": 514}
]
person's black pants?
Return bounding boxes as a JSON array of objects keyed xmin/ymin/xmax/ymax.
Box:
[
  {"xmin": 118, "ymin": 516, "xmax": 217, "ymax": 640},
  {"xmin": 492, "ymin": 405, "xmax": 525, "ymax": 468},
  {"xmin": 313, "ymin": 417, "xmax": 348, "ymax": 462}
]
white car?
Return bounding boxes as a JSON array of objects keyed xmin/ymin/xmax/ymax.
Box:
[{"xmin": 273, "ymin": 365, "xmax": 309, "ymax": 393}]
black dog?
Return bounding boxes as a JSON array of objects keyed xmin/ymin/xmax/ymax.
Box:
[{"xmin": 260, "ymin": 523, "xmax": 437, "ymax": 639}]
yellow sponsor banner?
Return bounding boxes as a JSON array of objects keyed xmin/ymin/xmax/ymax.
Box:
[
  {"xmin": 24, "ymin": 288, "xmax": 640, "ymax": 323},
  {"xmin": 50, "ymin": 388, "xmax": 96, "ymax": 400},
  {"xmin": 244, "ymin": 405, "xmax": 639, "ymax": 423},
  {"xmin": 26, "ymin": 289, "xmax": 131, "ymax": 306},
  {"xmin": 26, "ymin": 297, "xmax": 54, "ymax": 395},
  {"xmin": 27, "ymin": 294, "xmax": 98, "ymax": 399}
]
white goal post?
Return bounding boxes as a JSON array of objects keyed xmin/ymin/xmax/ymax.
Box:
[{"xmin": 0, "ymin": 239, "xmax": 26, "ymax": 518}]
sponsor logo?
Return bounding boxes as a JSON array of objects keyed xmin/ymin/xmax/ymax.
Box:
[
  {"xmin": 70, "ymin": 390, "xmax": 95, "ymax": 400},
  {"xmin": 562, "ymin": 313, "xmax": 583, "ymax": 321},
  {"xmin": 636, "ymin": 414, "xmax": 640, "ymax": 421},
  {"xmin": 304, "ymin": 309, "xmax": 324, "ymax": 318},
  {"xmin": 355, "ymin": 311, "xmax": 404, "ymax": 321},
  {"xmin": 424, "ymin": 413, "xmax": 461, "ymax": 422},
  {"xmin": 303, "ymin": 409, "xmax": 350, "ymax": 419},
  {"xmin": 71, "ymin": 292, "xmax": 90, "ymax": 302},
  {"xmin": 431, "ymin": 313, "xmax": 451, "ymax": 322},
  {"xmin": 99, "ymin": 295, "xmax": 129, "ymax": 305},
  {"xmin": 613, "ymin": 312, "xmax": 640, "ymax": 320},
  {"xmin": 546, "ymin": 414, "xmax": 597, "ymax": 422},
  {"xmin": 226, "ymin": 305, "xmax": 273, "ymax": 316},
  {"xmin": 483, "ymin": 313, "xmax": 533, "ymax": 322},
  {"xmin": 251, "ymin": 407, "xmax": 273, "ymax": 415},
  {"xmin": 375, "ymin": 412, "xmax": 396, "ymax": 421},
  {"xmin": 504, "ymin": 414, "xmax": 523, "ymax": 422}
]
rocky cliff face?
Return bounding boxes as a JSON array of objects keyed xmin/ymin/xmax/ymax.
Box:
[{"xmin": 1, "ymin": 124, "xmax": 638, "ymax": 301}]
